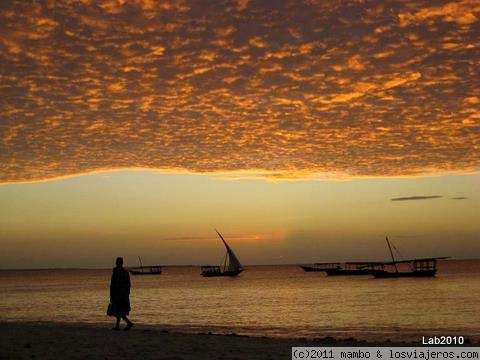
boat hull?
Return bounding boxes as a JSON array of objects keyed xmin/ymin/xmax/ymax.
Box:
[
  {"xmin": 300, "ymin": 265, "xmax": 329, "ymax": 272},
  {"xmin": 325, "ymin": 269, "xmax": 374, "ymax": 276},
  {"xmin": 129, "ymin": 270, "xmax": 162, "ymax": 275},
  {"xmin": 372, "ymin": 269, "xmax": 437, "ymax": 278},
  {"xmin": 128, "ymin": 266, "xmax": 163, "ymax": 275}
]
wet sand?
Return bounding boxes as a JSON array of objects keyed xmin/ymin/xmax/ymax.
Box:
[{"xmin": 0, "ymin": 322, "xmax": 433, "ymax": 360}]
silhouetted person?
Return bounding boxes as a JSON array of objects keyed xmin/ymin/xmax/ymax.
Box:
[{"xmin": 110, "ymin": 257, "xmax": 134, "ymax": 331}]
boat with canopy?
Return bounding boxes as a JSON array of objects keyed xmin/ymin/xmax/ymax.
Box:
[
  {"xmin": 299, "ymin": 237, "xmax": 448, "ymax": 277},
  {"xmin": 371, "ymin": 237, "xmax": 449, "ymax": 278},
  {"xmin": 299, "ymin": 262, "xmax": 384, "ymax": 275}
]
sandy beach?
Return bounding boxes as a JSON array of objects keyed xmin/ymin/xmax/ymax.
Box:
[{"xmin": 0, "ymin": 322, "xmax": 432, "ymax": 360}]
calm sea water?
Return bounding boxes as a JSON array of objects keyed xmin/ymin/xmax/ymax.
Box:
[{"xmin": 1, "ymin": 260, "xmax": 479, "ymax": 342}]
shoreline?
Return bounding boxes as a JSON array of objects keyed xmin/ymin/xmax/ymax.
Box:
[
  {"xmin": 1, "ymin": 322, "xmax": 477, "ymax": 360},
  {"xmin": 1, "ymin": 319, "xmax": 477, "ymax": 342}
]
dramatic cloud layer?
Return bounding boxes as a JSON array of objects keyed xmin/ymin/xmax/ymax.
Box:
[{"xmin": 1, "ymin": 0, "xmax": 479, "ymax": 182}]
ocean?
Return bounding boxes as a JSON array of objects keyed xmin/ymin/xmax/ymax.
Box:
[{"xmin": 1, "ymin": 260, "xmax": 479, "ymax": 342}]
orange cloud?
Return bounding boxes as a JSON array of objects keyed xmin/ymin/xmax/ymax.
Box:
[
  {"xmin": 0, "ymin": 0, "xmax": 479, "ymax": 183},
  {"xmin": 398, "ymin": 1, "xmax": 479, "ymax": 26}
]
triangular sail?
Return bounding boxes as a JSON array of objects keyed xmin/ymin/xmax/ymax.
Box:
[{"xmin": 216, "ymin": 230, "xmax": 242, "ymax": 272}]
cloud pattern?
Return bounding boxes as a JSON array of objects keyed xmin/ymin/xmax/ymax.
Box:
[{"xmin": 0, "ymin": 0, "xmax": 479, "ymax": 182}]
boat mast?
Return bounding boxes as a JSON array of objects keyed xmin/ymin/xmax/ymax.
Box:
[
  {"xmin": 138, "ymin": 256, "xmax": 144, "ymax": 268},
  {"xmin": 386, "ymin": 237, "xmax": 398, "ymax": 273}
]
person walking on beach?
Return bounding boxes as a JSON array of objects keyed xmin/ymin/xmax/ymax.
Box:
[{"xmin": 110, "ymin": 257, "xmax": 134, "ymax": 331}]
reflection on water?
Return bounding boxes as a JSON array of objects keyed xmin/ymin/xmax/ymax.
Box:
[{"xmin": 0, "ymin": 260, "xmax": 479, "ymax": 341}]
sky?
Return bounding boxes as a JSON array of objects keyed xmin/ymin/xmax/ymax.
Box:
[
  {"xmin": 0, "ymin": 171, "xmax": 479, "ymax": 268},
  {"xmin": 0, "ymin": 0, "xmax": 479, "ymax": 268}
]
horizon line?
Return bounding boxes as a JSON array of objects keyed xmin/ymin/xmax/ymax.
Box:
[{"xmin": 1, "ymin": 257, "xmax": 477, "ymax": 271}]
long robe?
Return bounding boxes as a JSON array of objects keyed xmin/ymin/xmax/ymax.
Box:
[{"xmin": 110, "ymin": 266, "xmax": 131, "ymax": 317}]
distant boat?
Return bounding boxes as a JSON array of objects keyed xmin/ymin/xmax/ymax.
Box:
[
  {"xmin": 128, "ymin": 256, "xmax": 162, "ymax": 275},
  {"xmin": 371, "ymin": 237, "xmax": 449, "ymax": 278},
  {"xmin": 201, "ymin": 230, "xmax": 243, "ymax": 277},
  {"xmin": 324, "ymin": 262, "xmax": 384, "ymax": 276},
  {"xmin": 300, "ymin": 262, "xmax": 383, "ymax": 276},
  {"xmin": 299, "ymin": 263, "xmax": 341, "ymax": 272}
]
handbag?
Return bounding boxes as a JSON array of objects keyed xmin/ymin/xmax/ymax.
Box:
[{"xmin": 107, "ymin": 303, "xmax": 115, "ymax": 316}]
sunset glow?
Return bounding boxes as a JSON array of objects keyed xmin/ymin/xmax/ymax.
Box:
[{"xmin": 1, "ymin": 0, "xmax": 478, "ymax": 183}]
